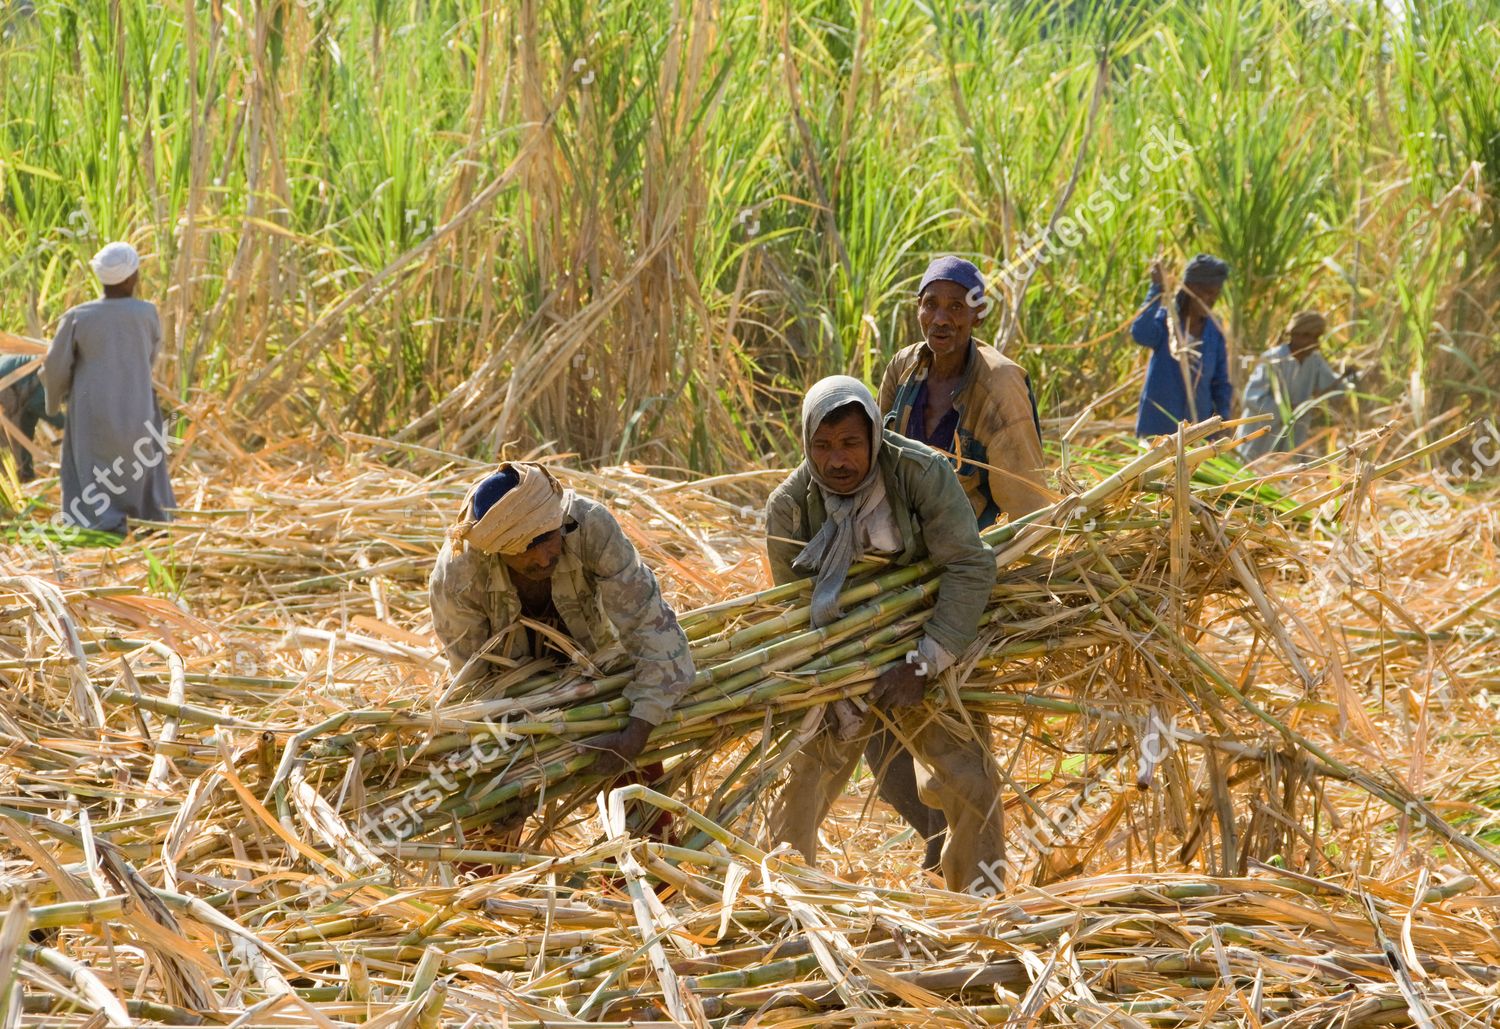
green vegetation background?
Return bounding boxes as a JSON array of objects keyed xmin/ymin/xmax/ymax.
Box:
[{"xmin": 2, "ymin": 0, "xmax": 1495, "ymax": 471}]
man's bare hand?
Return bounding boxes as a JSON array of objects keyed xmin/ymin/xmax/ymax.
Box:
[
  {"xmin": 583, "ymin": 716, "xmax": 653, "ymax": 778},
  {"xmin": 871, "ymin": 662, "xmax": 926, "ymax": 710},
  {"xmin": 1149, "ymin": 258, "xmax": 1165, "ymax": 291}
]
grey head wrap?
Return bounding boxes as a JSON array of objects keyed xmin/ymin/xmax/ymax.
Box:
[{"xmin": 791, "ymin": 375, "xmax": 884, "ymax": 628}]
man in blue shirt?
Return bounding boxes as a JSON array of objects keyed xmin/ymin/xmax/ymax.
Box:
[{"xmin": 1132, "ymin": 254, "xmax": 1232, "ymax": 437}]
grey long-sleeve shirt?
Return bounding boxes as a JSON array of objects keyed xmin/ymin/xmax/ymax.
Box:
[
  {"xmin": 1238, "ymin": 344, "xmax": 1350, "ymax": 461},
  {"xmin": 42, "ymin": 298, "xmax": 175, "ymax": 533}
]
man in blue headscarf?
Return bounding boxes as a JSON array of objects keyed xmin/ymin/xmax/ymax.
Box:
[
  {"xmin": 429, "ymin": 462, "xmax": 695, "ymax": 776},
  {"xmin": 1132, "ymin": 253, "xmax": 1233, "ymax": 436}
]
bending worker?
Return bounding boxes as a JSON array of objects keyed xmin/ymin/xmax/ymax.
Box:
[
  {"xmin": 1238, "ymin": 310, "xmax": 1356, "ymax": 462},
  {"xmin": 429, "ymin": 462, "xmax": 695, "ymax": 776},
  {"xmin": 875, "ymin": 255, "xmax": 1049, "ymax": 869},
  {"xmin": 765, "ymin": 375, "xmax": 1006, "ymax": 891}
]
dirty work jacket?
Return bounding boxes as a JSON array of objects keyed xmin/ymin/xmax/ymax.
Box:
[
  {"xmin": 878, "ymin": 340, "xmax": 1048, "ymax": 527},
  {"xmin": 429, "ymin": 493, "xmax": 694, "ymax": 725},
  {"xmin": 765, "ymin": 430, "xmax": 995, "ymax": 661}
]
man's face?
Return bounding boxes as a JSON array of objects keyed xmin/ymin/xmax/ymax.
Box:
[
  {"xmin": 1288, "ymin": 329, "xmax": 1322, "ymax": 360},
  {"xmin": 501, "ymin": 528, "xmax": 563, "ymax": 580},
  {"xmin": 917, "ymin": 280, "xmax": 981, "ymax": 359},
  {"xmin": 1181, "ymin": 282, "xmax": 1222, "ymax": 313},
  {"xmin": 809, "ymin": 407, "xmax": 872, "ymax": 495}
]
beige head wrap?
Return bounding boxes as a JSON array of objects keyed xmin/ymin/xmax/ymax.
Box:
[
  {"xmin": 449, "ymin": 462, "xmax": 566, "ymax": 555},
  {"xmin": 1283, "ymin": 310, "xmax": 1327, "ymax": 339}
]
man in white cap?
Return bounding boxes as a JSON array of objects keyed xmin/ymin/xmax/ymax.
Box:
[
  {"xmin": 429, "ymin": 462, "xmax": 696, "ymax": 779},
  {"xmin": 41, "ymin": 242, "xmax": 175, "ymax": 535}
]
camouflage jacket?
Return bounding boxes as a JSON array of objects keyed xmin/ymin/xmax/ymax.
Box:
[
  {"xmin": 765, "ymin": 430, "xmax": 996, "ymax": 660},
  {"xmin": 428, "ymin": 493, "xmax": 695, "ymax": 725},
  {"xmin": 0, "ymin": 354, "xmax": 57, "ymax": 425},
  {"xmin": 879, "ymin": 339, "xmax": 1049, "ymax": 526}
]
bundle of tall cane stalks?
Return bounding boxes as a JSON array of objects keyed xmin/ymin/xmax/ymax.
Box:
[
  {"xmin": 14, "ymin": 418, "xmax": 1487, "ymax": 873},
  {"xmin": 211, "ymin": 418, "xmax": 1477, "ymax": 872}
]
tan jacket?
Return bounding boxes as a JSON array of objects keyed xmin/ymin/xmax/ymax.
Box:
[
  {"xmin": 428, "ymin": 494, "xmax": 694, "ymax": 725},
  {"xmin": 878, "ymin": 340, "xmax": 1049, "ymax": 525}
]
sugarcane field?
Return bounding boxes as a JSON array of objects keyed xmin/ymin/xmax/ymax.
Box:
[{"xmin": 3, "ymin": 2, "xmax": 1500, "ymax": 1027}]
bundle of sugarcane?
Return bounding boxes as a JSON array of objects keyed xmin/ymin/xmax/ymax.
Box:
[
  {"xmin": 219, "ymin": 417, "xmax": 1491, "ymax": 873},
  {"xmin": 5, "ymin": 417, "xmax": 1490, "ymax": 881},
  {"xmin": 6, "ymin": 420, "xmax": 1500, "ymax": 1026}
]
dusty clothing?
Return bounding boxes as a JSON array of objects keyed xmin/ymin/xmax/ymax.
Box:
[
  {"xmin": 789, "ymin": 376, "xmax": 893, "ymax": 629},
  {"xmin": 767, "ymin": 429, "xmax": 996, "ymax": 660},
  {"xmin": 865, "ymin": 724, "xmax": 947, "ymax": 869},
  {"xmin": 879, "ymin": 340, "xmax": 1048, "ymax": 527},
  {"xmin": 42, "ymin": 298, "xmax": 174, "ymax": 533},
  {"xmin": 1237, "ymin": 344, "xmax": 1349, "ymax": 461},
  {"xmin": 766, "ymin": 432, "xmax": 1004, "ymax": 890},
  {"xmin": 0, "ymin": 355, "xmax": 61, "ymax": 481},
  {"xmin": 877, "ymin": 345, "xmax": 1035, "ymax": 864},
  {"xmin": 770, "ymin": 700, "xmax": 1005, "ymax": 891},
  {"xmin": 429, "ymin": 493, "xmax": 694, "ymax": 726}
]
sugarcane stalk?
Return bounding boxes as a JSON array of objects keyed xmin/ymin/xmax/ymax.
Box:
[
  {"xmin": 1091, "ymin": 542, "xmax": 1500, "ymax": 874},
  {"xmin": 19, "ymin": 944, "xmax": 131, "ymax": 1027},
  {"xmin": 1281, "ymin": 420, "xmax": 1479, "ymax": 520},
  {"xmin": 25, "ymin": 895, "xmax": 128, "ymax": 929}
]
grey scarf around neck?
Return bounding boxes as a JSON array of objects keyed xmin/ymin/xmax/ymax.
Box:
[{"xmin": 790, "ymin": 375, "xmax": 884, "ymax": 627}]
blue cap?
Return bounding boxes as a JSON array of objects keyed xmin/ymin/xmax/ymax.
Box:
[
  {"xmin": 917, "ymin": 256, "xmax": 985, "ymax": 298},
  {"xmin": 471, "ymin": 467, "xmax": 519, "ymax": 519}
]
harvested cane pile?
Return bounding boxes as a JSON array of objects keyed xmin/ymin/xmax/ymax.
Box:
[
  {"xmin": 4, "ymin": 418, "xmax": 1500, "ymax": 1026},
  {"xmin": 247, "ymin": 419, "xmax": 1496, "ymax": 874}
]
